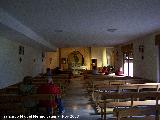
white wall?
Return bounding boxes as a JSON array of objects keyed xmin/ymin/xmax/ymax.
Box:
[
  {"xmin": 114, "ymin": 46, "xmax": 123, "ymax": 71},
  {"xmin": 91, "ymin": 47, "xmax": 106, "ymax": 67},
  {"xmin": 106, "ymin": 47, "xmax": 114, "ymax": 66},
  {"xmin": 133, "ymin": 34, "xmax": 158, "ymax": 81},
  {"xmin": 0, "ymin": 36, "xmax": 44, "ymax": 88},
  {"xmin": 91, "ymin": 47, "xmax": 115, "ymax": 68},
  {"xmin": 114, "ymin": 33, "xmax": 159, "ymax": 81},
  {"xmin": 44, "ymin": 51, "xmax": 59, "ymax": 70}
]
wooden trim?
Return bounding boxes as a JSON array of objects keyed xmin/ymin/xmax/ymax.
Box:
[
  {"xmin": 89, "ymin": 47, "xmax": 92, "ymax": 70},
  {"xmin": 121, "ymin": 44, "xmax": 133, "ymax": 53},
  {"xmin": 155, "ymin": 34, "xmax": 160, "ymax": 45},
  {"xmin": 59, "ymin": 48, "xmax": 61, "ymax": 67}
]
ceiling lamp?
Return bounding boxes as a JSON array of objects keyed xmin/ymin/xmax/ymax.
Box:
[{"xmin": 107, "ymin": 28, "xmax": 117, "ymax": 32}]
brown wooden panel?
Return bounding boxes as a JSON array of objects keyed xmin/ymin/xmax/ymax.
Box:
[
  {"xmin": 121, "ymin": 44, "xmax": 133, "ymax": 53},
  {"xmin": 155, "ymin": 34, "xmax": 160, "ymax": 45},
  {"xmin": 114, "ymin": 106, "xmax": 156, "ymax": 118}
]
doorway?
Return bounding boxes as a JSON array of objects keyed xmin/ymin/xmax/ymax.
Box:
[
  {"xmin": 123, "ymin": 52, "xmax": 133, "ymax": 77},
  {"xmin": 91, "ymin": 59, "xmax": 97, "ymax": 69}
]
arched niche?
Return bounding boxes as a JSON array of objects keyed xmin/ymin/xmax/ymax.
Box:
[{"xmin": 67, "ymin": 51, "xmax": 84, "ymax": 70}]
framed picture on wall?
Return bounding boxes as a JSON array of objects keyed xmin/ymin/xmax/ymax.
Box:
[
  {"xmin": 61, "ymin": 58, "xmax": 66, "ymax": 64},
  {"xmin": 19, "ymin": 45, "xmax": 24, "ymax": 55}
]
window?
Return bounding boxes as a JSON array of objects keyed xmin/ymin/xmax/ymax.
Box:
[{"xmin": 123, "ymin": 52, "xmax": 133, "ymax": 77}]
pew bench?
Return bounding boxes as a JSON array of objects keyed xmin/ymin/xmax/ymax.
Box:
[
  {"xmin": 0, "ymin": 93, "xmax": 57, "ymax": 117},
  {"xmin": 97, "ymin": 92, "xmax": 160, "ymax": 120},
  {"xmin": 113, "ymin": 106, "xmax": 158, "ymax": 120}
]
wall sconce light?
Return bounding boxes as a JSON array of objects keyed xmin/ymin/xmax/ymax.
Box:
[
  {"xmin": 139, "ymin": 45, "xmax": 144, "ymax": 53},
  {"xmin": 116, "ymin": 50, "xmax": 119, "ymax": 61},
  {"xmin": 42, "ymin": 52, "xmax": 45, "ymax": 62},
  {"xmin": 42, "ymin": 52, "xmax": 45, "ymax": 58},
  {"xmin": 139, "ymin": 45, "xmax": 144, "ymax": 60},
  {"xmin": 19, "ymin": 57, "xmax": 22, "ymax": 63},
  {"xmin": 19, "ymin": 45, "xmax": 24, "ymax": 55},
  {"xmin": 33, "ymin": 58, "xmax": 36, "ymax": 63},
  {"xmin": 141, "ymin": 56, "xmax": 144, "ymax": 60},
  {"xmin": 49, "ymin": 58, "xmax": 52, "ymax": 64},
  {"xmin": 61, "ymin": 58, "xmax": 66, "ymax": 64},
  {"xmin": 19, "ymin": 45, "xmax": 24, "ymax": 63}
]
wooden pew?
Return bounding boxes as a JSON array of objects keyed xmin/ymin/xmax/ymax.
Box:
[
  {"xmin": 98, "ymin": 92, "xmax": 160, "ymax": 120},
  {"xmin": 119, "ymin": 116, "xmax": 155, "ymax": 120},
  {"xmin": 113, "ymin": 106, "xmax": 157, "ymax": 120},
  {"xmin": 0, "ymin": 95, "xmax": 25, "ymax": 118},
  {"xmin": 90, "ymin": 79, "xmax": 152, "ymax": 94},
  {"xmin": 85, "ymin": 74, "xmax": 144, "ymax": 82},
  {"xmin": 0, "ymin": 74, "xmax": 69, "ymax": 117},
  {"xmin": 94, "ymin": 83, "xmax": 160, "ymax": 93},
  {"xmin": 92, "ymin": 83, "xmax": 160, "ymax": 105},
  {"xmin": 92, "ymin": 83, "xmax": 160, "ymax": 112},
  {"xmin": 32, "ymin": 76, "xmax": 68, "ymax": 94},
  {"xmin": 0, "ymin": 103, "xmax": 25, "ymax": 120},
  {"xmin": 0, "ymin": 93, "xmax": 57, "ymax": 117},
  {"xmin": 0, "ymin": 74, "xmax": 70, "ymax": 116}
]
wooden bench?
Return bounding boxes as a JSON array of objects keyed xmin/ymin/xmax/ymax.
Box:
[
  {"xmin": 94, "ymin": 83, "xmax": 160, "ymax": 94},
  {"xmin": 98, "ymin": 92, "xmax": 160, "ymax": 120},
  {"xmin": 90, "ymin": 79, "xmax": 152, "ymax": 94},
  {"xmin": 92, "ymin": 83, "xmax": 160, "ymax": 105},
  {"xmin": 113, "ymin": 106, "xmax": 158, "ymax": 120},
  {"xmin": 0, "ymin": 93, "xmax": 57, "ymax": 117}
]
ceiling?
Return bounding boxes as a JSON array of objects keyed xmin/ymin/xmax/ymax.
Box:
[{"xmin": 0, "ymin": 0, "xmax": 160, "ymax": 50}]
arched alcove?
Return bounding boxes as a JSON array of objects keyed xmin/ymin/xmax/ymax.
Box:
[{"xmin": 67, "ymin": 51, "xmax": 84, "ymax": 73}]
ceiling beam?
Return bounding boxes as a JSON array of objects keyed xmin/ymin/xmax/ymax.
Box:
[{"xmin": 0, "ymin": 8, "xmax": 56, "ymax": 51}]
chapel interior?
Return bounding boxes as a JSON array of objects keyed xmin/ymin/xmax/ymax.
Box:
[{"xmin": 0, "ymin": 0, "xmax": 160, "ymax": 120}]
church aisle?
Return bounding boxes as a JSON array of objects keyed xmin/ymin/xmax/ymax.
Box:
[{"xmin": 57, "ymin": 77, "xmax": 100, "ymax": 120}]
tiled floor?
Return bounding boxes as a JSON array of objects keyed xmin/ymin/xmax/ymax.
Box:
[{"xmin": 57, "ymin": 77, "xmax": 100, "ymax": 120}]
